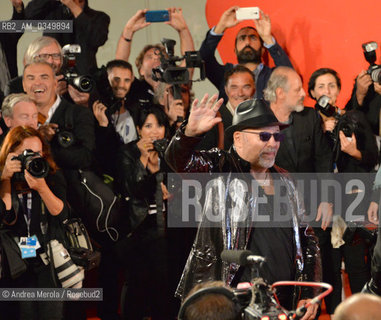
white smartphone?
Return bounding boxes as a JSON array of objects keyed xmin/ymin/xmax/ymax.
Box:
[{"xmin": 236, "ymin": 7, "xmax": 260, "ymax": 20}]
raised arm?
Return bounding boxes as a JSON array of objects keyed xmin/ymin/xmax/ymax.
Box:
[
  {"xmin": 115, "ymin": 9, "xmax": 151, "ymax": 62},
  {"xmin": 165, "ymin": 8, "xmax": 194, "ymax": 55}
]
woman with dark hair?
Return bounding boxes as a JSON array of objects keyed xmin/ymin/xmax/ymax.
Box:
[
  {"xmin": 0, "ymin": 126, "xmax": 68, "ymax": 320},
  {"xmin": 308, "ymin": 68, "xmax": 378, "ymax": 315},
  {"xmin": 114, "ymin": 104, "xmax": 173, "ymax": 319}
]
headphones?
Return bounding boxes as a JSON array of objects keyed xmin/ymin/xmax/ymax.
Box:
[{"xmin": 178, "ymin": 286, "xmax": 243, "ymax": 320}]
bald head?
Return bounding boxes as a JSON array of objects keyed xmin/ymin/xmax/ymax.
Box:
[{"xmin": 333, "ymin": 293, "xmax": 381, "ymax": 320}]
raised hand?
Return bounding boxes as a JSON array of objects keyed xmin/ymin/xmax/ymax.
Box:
[
  {"xmin": 92, "ymin": 100, "xmax": 108, "ymax": 127},
  {"xmin": 123, "ymin": 9, "xmax": 151, "ymax": 38},
  {"xmin": 215, "ymin": 6, "xmax": 240, "ymax": 34},
  {"xmin": 254, "ymin": 10, "xmax": 273, "ymax": 45},
  {"xmin": 184, "ymin": 93, "xmax": 223, "ymax": 137},
  {"xmin": 356, "ymin": 70, "xmax": 372, "ymax": 105},
  {"xmin": 166, "ymin": 8, "xmax": 188, "ymax": 32}
]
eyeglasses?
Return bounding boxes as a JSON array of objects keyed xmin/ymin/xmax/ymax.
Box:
[
  {"xmin": 240, "ymin": 131, "xmax": 285, "ymax": 142},
  {"xmin": 35, "ymin": 53, "xmax": 62, "ymax": 60}
]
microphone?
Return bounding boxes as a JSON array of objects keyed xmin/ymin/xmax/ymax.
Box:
[{"xmin": 221, "ymin": 250, "xmax": 265, "ymax": 266}]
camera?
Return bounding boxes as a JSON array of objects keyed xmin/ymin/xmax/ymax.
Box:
[
  {"xmin": 152, "ymin": 38, "xmax": 205, "ymax": 99},
  {"xmin": 362, "ymin": 41, "xmax": 381, "ymax": 84},
  {"xmin": 61, "ymin": 44, "xmax": 94, "ymax": 93},
  {"xmin": 47, "ymin": 239, "xmax": 84, "ymax": 288},
  {"xmin": 11, "ymin": 149, "xmax": 49, "ymax": 181},
  {"xmin": 54, "ymin": 127, "xmax": 75, "ymax": 148},
  {"xmin": 315, "ymin": 95, "xmax": 358, "ymax": 139},
  {"xmin": 153, "ymin": 138, "xmax": 169, "ymax": 154}
]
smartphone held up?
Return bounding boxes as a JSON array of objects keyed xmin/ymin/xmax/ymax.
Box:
[
  {"xmin": 236, "ymin": 7, "xmax": 260, "ymax": 20},
  {"xmin": 145, "ymin": 10, "xmax": 170, "ymax": 23}
]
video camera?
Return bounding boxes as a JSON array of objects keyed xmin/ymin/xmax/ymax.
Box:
[
  {"xmin": 61, "ymin": 44, "xmax": 94, "ymax": 93},
  {"xmin": 152, "ymin": 38, "xmax": 205, "ymax": 103},
  {"xmin": 362, "ymin": 41, "xmax": 381, "ymax": 84},
  {"xmin": 218, "ymin": 250, "xmax": 332, "ymax": 320}
]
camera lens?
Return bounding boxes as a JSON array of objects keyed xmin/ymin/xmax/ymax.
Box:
[
  {"xmin": 25, "ymin": 157, "xmax": 49, "ymax": 178},
  {"xmin": 57, "ymin": 131, "xmax": 75, "ymax": 148},
  {"xmin": 371, "ymin": 68, "xmax": 381, "ymax": 84},
  {"xmin": 73, "ymin": 76, "xmax": 93, "ymax": 92}
]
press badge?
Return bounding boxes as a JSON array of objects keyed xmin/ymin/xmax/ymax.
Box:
[{"xmin": 18, "ymin": 235, "xmax": 40, "ymax": 259}]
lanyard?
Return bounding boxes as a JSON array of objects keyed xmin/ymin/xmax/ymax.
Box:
[{"xmin": 18, "ymin": 192, "xmax": 32, "ymax": 237}]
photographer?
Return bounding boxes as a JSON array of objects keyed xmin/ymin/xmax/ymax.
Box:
[
  {"xmin": 114, "ymin": 105, "xmax": 173, "ymax": 319},
  {"xmin": 309, "ymin": 68, "xmax": 378, "ymax": 173},
  {"xmin": 24, "ymin": 0, "xmax": 110, "ymax": 75},
  {"xmin": 6, "ymin": 36, "xmax": 91, "ymax": 108},
  {"xmin": 345, "ymin": 41, "xmax": 381, "ymax": 137},
  {"xmin": 115, "ymin": 7, "xmax": 195, "ymax": 104},
  {"xmin": 22, "ymin": 61, "xmax": 95, "ymax": 172},
  {"xmin": 346, "ymin": 71, "xmax": 381, "ymax": 136},
  {"xmin": 0, "ymin": 126, "xmax": 68, "ymax": 320},
  {"xmin": 308, "ymin": 68, "xmax": 378, "ymax": 314},
  {"xmin": 90, "ymin": 59, "xmax": 138, "ymax": 176},
  {"xmin": 154, "ymin": 81, "xmax": 188, "ymax": 134}
]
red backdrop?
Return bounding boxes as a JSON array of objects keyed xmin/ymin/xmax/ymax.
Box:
[{"xmin": 205, "ymin": 0, "xmax": 381, "ymax": 108}]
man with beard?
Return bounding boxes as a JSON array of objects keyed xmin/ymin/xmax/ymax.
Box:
[
  {"xmin": 90, "ymin": 59, "xmax": 137, "ymax": 176},
  {"xmin": 264, "ymin": 66, "xmax": 334, "ymax": 279},
  {"xmin": 199, "ymin": 6, "xmax": 293, "ymax": 101}
]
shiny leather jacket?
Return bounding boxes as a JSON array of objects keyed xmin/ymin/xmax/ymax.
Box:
[{"xmin": 165, "ymin": 126, "xmax": 322, "ymax": 305}]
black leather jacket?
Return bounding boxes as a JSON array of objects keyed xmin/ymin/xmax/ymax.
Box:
[
  {"xmin": 116, "ymin": 140, "xmax": 165, "ymax": 234},
  {"xmin": 165, "ymin": 125, "xmax": 322, "ymax": 304}
]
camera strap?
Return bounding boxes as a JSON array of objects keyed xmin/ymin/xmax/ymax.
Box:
[
  {"xmin": 40, "ymin": 200, "xmax": 59, "ymax": 288},
  {"xmin": 18, "ymin": 192, "xmax": 32, "ymax": 237}
]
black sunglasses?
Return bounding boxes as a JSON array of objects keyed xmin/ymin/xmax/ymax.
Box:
[{"xmin": 240, "ymin": 131, "xmax": 285, "ymax": 142}]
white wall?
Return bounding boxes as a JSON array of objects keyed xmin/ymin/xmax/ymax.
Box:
[{"xmin": 0, "ymin": 0, "xmax": 218, "ymax": 99}]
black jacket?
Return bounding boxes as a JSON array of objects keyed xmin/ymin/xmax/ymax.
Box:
[
  {"xmin": 275, "ymin": 107, "xmax": 333, "ymax": 173},
  {"xmin": 25, "ymin": 0, "xmax": 110, "ymax": 75},
  {"xmin": 116, "ymin": 141, "xmax": 166, "ymax": 234},
  {"xmin": 50, "ymin": 98, "xmax": 95, "ymax": 170},
  {"xmin": 345, "ymin": 81, "xmax": 381, "ymax": 136},
  {"xmin": 165, "ymin": 125, "xmax": 322, "ymax": 302}
]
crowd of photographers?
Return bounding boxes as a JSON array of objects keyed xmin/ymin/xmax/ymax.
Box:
[{"xmin": 0, "ymin": 1, "xmax": 381, "ymax": 320}]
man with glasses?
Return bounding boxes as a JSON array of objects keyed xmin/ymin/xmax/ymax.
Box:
[
  {"xmin": 165, "ymin": 96, "xmax": 321, "ymax": 320},
  {"xmin": 6, "ymin": 36, "xmax": 91, "ymax": 107}
]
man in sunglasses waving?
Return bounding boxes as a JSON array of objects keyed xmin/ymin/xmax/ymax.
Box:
[{"xmin": 165, "ymin": 95, "xmax": 321, "ymax": 320}]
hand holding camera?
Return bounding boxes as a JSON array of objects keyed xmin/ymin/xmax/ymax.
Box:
[
  {"xmin": 23, "ymin": 169, "xmax": 49, "ymax": 193},
  {"xmin": 1, "ymin": 152, "xmax": 21, "ymax": 181},
  {"xmin": 214, "ymin": 6, "xmax": 240, "ymax": 34},
  {"xmin": 356, "ymin": 70, "xmax": 373, "ymax": 104},
  {"xmin": 56, "ymin": 74, "xmax": 68, "ymax": 96},
  {"xmin": 137, "ymin": 137, "xmax": 154, "ymax": 158},
  {"xmin": 165, "ymin": 8, "xmax": 187, "ymax": 32},
  {"xmin": 339, "ymin": 131, "xmax": 361, "ymax": 159},
  {"xmin": 254, "ymin": 9, "xmax": 274, "ymax": 45},
  {"xmin": 166, "ymin": 98, "xmax": 185, "ymax": 125},
  {"xmin": 39, "ymin": 123, "xmax": 59, "ymax": 142}
]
